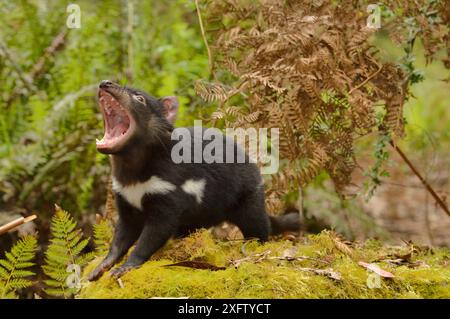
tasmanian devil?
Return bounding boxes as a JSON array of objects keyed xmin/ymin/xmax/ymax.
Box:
[{"xmin": 88, "ymin": 80, "xmax": 299, "ymax": 281}]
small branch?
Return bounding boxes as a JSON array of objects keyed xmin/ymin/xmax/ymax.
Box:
[
  {"xmin": 390, "ymin": 140, "xmax": 450, "ymax": 218},
  {"xmin": 4, "ymin": 29, "xmax": 67, "ymax": 106},
  {"xmin": 0, "ymin": 215, "xmax": 37, "ymax": 235},
  {"xmin": 125, "ymin": 0, "xmax": 134, "ymax": 82},
  {"xmin": 268, "ymin": 256, "xmax": 330, "ymax": 264},
  {"xmin": 348, "ymin": 63, "xmax": 383, "ymax": 95},
  {"xmin": 195, "ymin": 0, "xmax": 214, "ymax": 78},
  {"xmin": 29, "ymin": 30, "xmax": 66, "ymax": 79},
  {"xmin": 0, "ymin": 38, "xmax": 37, "ymax": 93}
]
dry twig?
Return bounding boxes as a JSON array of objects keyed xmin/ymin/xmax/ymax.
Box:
[{"xmin": 0, "ymin": 215, "xmax": 37, "ymax": 235}]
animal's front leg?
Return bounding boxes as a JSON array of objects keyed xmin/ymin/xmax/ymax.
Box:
[
  {"xmin": 110, "ymin": 214, "xmax": 176, "ymax": 278},
  {"xmin": 88, "ymin": 212, "xmax": 144, "ymax": 281}
]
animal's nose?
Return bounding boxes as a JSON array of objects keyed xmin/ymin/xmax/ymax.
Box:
[{"xmin": 99, "ymin": 80, "xmax": 113, "ymax": 89}]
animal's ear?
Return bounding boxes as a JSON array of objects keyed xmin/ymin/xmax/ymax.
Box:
[{"xmin": 159, "ymin": 96, "xmax": 179, "ymax": 124}]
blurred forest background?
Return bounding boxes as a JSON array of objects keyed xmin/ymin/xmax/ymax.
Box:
[{"xmin": 0, "ymin": 0, "xmax": 449, "ymax": 262}]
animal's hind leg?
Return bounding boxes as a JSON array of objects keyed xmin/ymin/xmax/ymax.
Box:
[{"xmin": 228, "ymin": 190, "xmax": 270, "ymax": 241}]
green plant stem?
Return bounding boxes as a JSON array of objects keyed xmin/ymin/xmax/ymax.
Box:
[{"xmin": 195, "ymin": 0, "xmax": 214, "ymax": 79}]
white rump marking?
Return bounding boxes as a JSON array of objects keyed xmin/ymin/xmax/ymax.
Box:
[
  {"xmin": 112, "ymin": 176, "xmax": 176, "ymax": 210},
  {"xmin": 181, "ymin": 179, "xmax": 206, "ymax": 204}
]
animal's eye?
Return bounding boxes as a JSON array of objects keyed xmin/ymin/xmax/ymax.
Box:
[{"xmin": 133, "ymin": 94, "xmax": 146, "ymax": 104}]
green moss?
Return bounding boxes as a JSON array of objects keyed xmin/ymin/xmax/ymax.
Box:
[{"xmin": 78, "ymin": 230, "xmax": 450, "ymax": 299}]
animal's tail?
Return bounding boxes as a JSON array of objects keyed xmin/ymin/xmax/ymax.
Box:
[{"xmin": 269, "ymin": 212, "xmax": 300, "ymax": 235}]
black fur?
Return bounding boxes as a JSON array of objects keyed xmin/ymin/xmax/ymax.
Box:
[{"xmin": 88, "ymin": 81, "xmax": 299, "ymax": 281}]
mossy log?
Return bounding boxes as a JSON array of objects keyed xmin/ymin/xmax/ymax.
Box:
[{"xmin": 78, "ymin": 230, "xmax": 449, "ymax": 299}]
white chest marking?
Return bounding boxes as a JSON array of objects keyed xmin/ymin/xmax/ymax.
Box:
[
  {"xmin": 112, "ymin": 176, "xmax": 176, "ymax": 210},
  {"xmin": 181, "ymin": 178, "xmax": 206, "ymax": 204}
]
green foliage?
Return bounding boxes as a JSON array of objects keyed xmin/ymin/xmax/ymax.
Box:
[
  {"xmin": 0, "ymin": 0, "xmax": 208, "ymax": 222},
  {"xmin": 42, "ymin": 206, "xmax": 94, "ymax": 298},
  {"xmin": 0, "ymin": 235, "xmax": 37, "ymax": 299},
  {"xmin": 93, "ymin": 219, "xmax": 113, "ymax": 256}
]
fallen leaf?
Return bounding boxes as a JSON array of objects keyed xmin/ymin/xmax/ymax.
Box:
[
  {"xmin": 331, "ymin": 233, "xmax": 354, "ymax": 257},
  {"xmin": 269, "ymin": 255, "xmax": 330, "ymax": 264},
  {"xmin": 358, "ymin": 261, "xmax": 395, "ymax": 278}
]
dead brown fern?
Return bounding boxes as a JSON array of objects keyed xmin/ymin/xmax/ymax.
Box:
[{"xmin": 196, "ymin": 0, "xmax": 449, "ymax": 213}]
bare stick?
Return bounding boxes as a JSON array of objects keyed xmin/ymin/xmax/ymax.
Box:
[
  {"xmin": 390, "ymin": 140, "xmax": 450, "ymax": 217},
  {"xmin": 0, "ymin": 38, "xmax": 36, "ymax": 93},
  {"xmin": 5, "ymin": 29, "xmax": 66, "ymax": 106},
  {"xmin": 28, "ymin": 30, "xmax": 66, "ymax": 80},
  {"xmin": 348, "ymin": 63, "xmax": 383, "ymax": 95},
  {"xmin": 0, "ymin": 215, "xmax": 37, "ymax": 236}
]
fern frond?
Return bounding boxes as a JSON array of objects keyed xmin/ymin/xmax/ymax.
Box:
[
  {"xmin": 42, "ymin": 205, "xmax": 93, "ymax": 298},
  {"xmin": 93, "ymin": 218, "xmax": 113, "ymax": 255},
  {"xmin": 204, "ymin": 0, "xmax": 419, "ymax": 201},
  {"xmin": 0, "ymin": 235, "xmax": 37, "ymax": 299},
  {"xmin": 195, "ymin": 80, "xmax": 231, "ymax": 103}
]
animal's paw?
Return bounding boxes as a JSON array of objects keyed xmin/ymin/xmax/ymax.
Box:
[
  {"xmin": 88, "ymin": 263, "xmax": 109, "ymax": 282},
  {"xmin": 109, "ymin": 264, "xmax": 137, "ymax": 278}
]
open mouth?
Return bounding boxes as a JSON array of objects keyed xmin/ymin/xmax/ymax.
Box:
[{"xmin": 96, "ymin": 89, "xmax": 135, "ymax": 151}]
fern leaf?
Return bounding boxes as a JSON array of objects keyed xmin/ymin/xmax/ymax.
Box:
[
  {"xmin": 42, "ymin": 205, "xmax": 94, "ymax": 298},
  {"xmin": 0, "ymin": 267, "xmax": 8, "ymax": 279},
  {"xmin": 43, "ymin": 269, "xmax": 68, "ymax": 282},
  {"xmin": 93, "ymin": 218, "xmax": 113, "ymax": 255},
  {"xmin": 14, "ymin": 261, "xmax": 35, "ymax": 269},
  {"xmin": 75, "ymin": 252, "xmax": 96, "ymax": 266},
  {"xmin": 44, "ymin": 288, "xmax": 70, "ymax": 298},
  {"xmin": 11, "ymin": 270, "xmax": 35, "ymax": 278},
  {"xmin": 195, "ymin": 80, "xmax": 231, "ymax": 103},
  {"xmin": 71, "ymin": 238, "xmax": 89, "ymax": 256},
  {"xmin": 0, "ymin": 235, "xmax": 37, "ymax": 299},
  {"xmin": 8, "ymin": 278, "xmax": 33, "ymax": 290},
  {"xmin": 5, "ymin": 252, "xmax": 17, "ymax": 264},
  {"xmin": 0, "ymin": 260, "xmax": 13, "ymax": 272}
]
